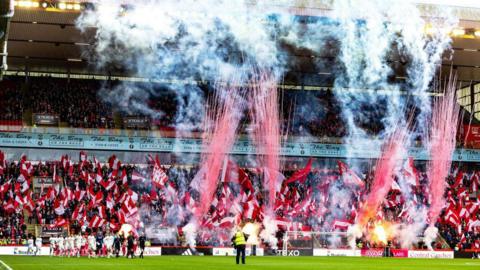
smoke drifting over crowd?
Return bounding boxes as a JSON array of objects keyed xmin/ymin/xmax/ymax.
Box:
[{"xmin": 77, "ymin": 0, "xmax": 460, "ymax": 249}]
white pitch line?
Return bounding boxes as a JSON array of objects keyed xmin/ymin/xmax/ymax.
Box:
[{"xmin": 0, "ymin": 259, "xmax": 12, "ymax": 270}]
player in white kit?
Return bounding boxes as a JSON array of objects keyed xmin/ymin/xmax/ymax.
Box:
[
  {"xmin": 68, "ymin": 235, "xmax": 76, "ymax": 257},
  {"xmin": 75, "ymin": 234, "xmax": 83, "ymax": 257},
  {"xmin": 104, "ymin": 233, "xmax": 114, "ymax": 258},
  {"xmin": 88, "ymin": 234, "xmax": 97, "ymax": 258},
  {"xmin": 27, "ymin": 236, "xmax": 35, "ymax": 255},
  {"xmin": 57, "ymin": 236, "xmax": 65, "ymax": 256},
  {"xmin": 49, "ymin": 236, "xmax": 57, "ymax": 256},
  {"xmin": 35, "ymin": 237, "xmax": 42, "ymax": 256},
  {"xmin": 81, "ymin": 234, "xmax": 88, "ymax": 256}
]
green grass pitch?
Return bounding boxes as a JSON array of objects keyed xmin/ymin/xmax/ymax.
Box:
[{"xmin": 1, "ymin": 256, "xmax": 480, "ymax": 270}]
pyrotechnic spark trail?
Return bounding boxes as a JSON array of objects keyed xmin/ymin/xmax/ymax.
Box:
[
  {"xmin": 193, "ymin": 83, "xmax": 246, "ymax": 221},
  {"xmin": 358, "ymin": 127, "xmax": 409, "ymax": 226},
  {"xmin": 427, "ymin": 75, "xmax": 460, "ymax": 227},
  {"xmin": 249, "ymin": 70, "xmax": 282, "ymax": 211}
]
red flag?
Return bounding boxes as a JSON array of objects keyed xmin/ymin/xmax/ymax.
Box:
[
  {"xmin": 218, "ymin": 216, "xmax": 239, "ymax": 229},
  {"xmin": 95, "ymin": 165, "xmax": 103, "ymax": 183},
  {"xmin": 14, "ymin": 192, "xmax": 26, "ymax": 206},
  {"xmin": 109, "ymin": 222, "xmax": 119, "ymax": 232},
  {"xmin": 72, "ymin": 204, "xmax": 84, "ymax": 221},
  {"xmin": 402, "ymin": 157, "xmax": 419, "ymax": 186},
  {"xmin": 452, "ymin": 171, "xmax": 464, "ymax": 188},
  {"xmin": 391, "ymin": 180, "xmax": 401, "ymax": 192},
  {"xmin": 285, "ymin": 158, "xmax": 313, "ymax": 185},
  {"xmin": 3, "ymin": 199, "xmax": 15, "ymax": 213},
  {"xmin": 131, "ymin": 171, "xmax": 146, "ymax": 183},
  {"xmin": 0, "ymin": 151, "xmax": 5, "ymax": 175},
  {"xmin": 88, "ymin": 216, "xmax": 105, "ymax": 228},
  {"xmin": 98, "ymin": 205, "xmax": 107, "ymax": 219},
  {"xmin": 74, "ymin": 189, "xmax": 86, "ymax": 201},
  {"xmin": 121, "ymin": 197, "xmax": 138, "ymax": 217},
  {"xmin": 100, "ymin": 178, "xmax": 116, "ymax": 191},
  {"xmin": 0, "ymin": 181, "xmax": 10, "ymax": 195},
  {"xmin": 54, "ymin": 199, "xmax": 65, "ymax": 215},
  {"xmin": 50, "ymin": 217, "xmax": 68, "ymax": 228},
  {"xmin": 152, "ymin": 156, "xmax": 168, "ymax": 188},
  {"xmin": 79, "ymin": 151, "xmax": 87, "ymax": 162},
  {"xmin": 337, "ymin": 161, "xmax": 364, "ymax": 187},
  {"xmin": 333, "ymin": 219, "xmax": 352, "ymax": 231},
  {"xmin": 121, "ymin": 168, "xmax": 128, "ymax": 185},
  {"xmin": 108, "ymin": 155, "xmax": 121, "ymax": 170},
  {"xmin": 470, "ymin": 173, "xmax": 479, "ymax": 193},
  {"xmin": 106, "ymin": 193, "xmax": 115, "ymax": 209},
  {"xmin": 53, "ymin": 164, "xmax": 61, "ymax": 183}
]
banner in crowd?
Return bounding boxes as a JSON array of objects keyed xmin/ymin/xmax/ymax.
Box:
[
  {"xmin": 1, "ymin": 131, "xmax": 480, "ymax": 161},
  {"xmin": 123, "ymin": 117, "xmax": 150, "ymax": 129},
  {"xmin": 40, "ymin": 226, "xmax": 64, "ymax": 237},
  {"xmin": 33, "ymin": 114, "xmax": 59, "ymax": 126},
  {"xmin": 33, "ymin": 177, "xmax": 55, "ymax": 186}
]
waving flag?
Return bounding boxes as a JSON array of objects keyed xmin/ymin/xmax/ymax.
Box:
[
  {"xmin": 333, "ymin": 219, "xmax": 352, "ymax": 231},
  {"xmin": 452, "ymin": 170, "xmax": 464, "ymax": 188},
  {"xmin": 152, "ymin": 156, "xmax": 168, "ymax": 188},
  {"xmin": 88, "ymin": 216, "xmax": 105, "ymax": 228},
  {"xmin": 402, "ymin": 157, "xmax": 419, "ymax": 186},
  {"xmin": 285, "ymin": 158, "xmax": 313, "ymax": 185},
  {"xmin": 337, "ymin": 161, "xmax": 364, "ymax": 187}
]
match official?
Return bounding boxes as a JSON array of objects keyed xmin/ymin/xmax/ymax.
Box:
[
  {"xmin": 231, "ymin": 228, "xmax": 249, "ymax": 265},
  {"xmin": 139, "ymin": 233, "xmax": 146, "ymax": 259}
]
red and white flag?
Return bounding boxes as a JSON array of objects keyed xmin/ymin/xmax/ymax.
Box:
[
  {"xmin": 284, "ymin": 158, "xmax": 313, "ymax": 185},
  {"xmin": 54, "ymin": 199, "xmax": 65, "ymax": 215},
  {"xmin": 338, "ymin": 161, "xmax": 364, "ymax": 187},
  {"xmin": 402, "ymin": 157, "xmax": 419, "ymax": 186},
  {"xmin": 131, "ymin": 171, "xmax": 146, "ymax": 183},
  {"xmin": 88, "ymin": 216, "xmax": 105, "ymax": 228},
  {"xmin": 121, "ymin": 197, "xmax": 138, "ymax": 217},
  {"xmin": 53, "ymin": 164, "xmax": 61, "ymax": 183},
  {"xmin": 452, "ymin": 170, "xmax": 464, "ymax": 188},
  {"xmin": 95, "ymin": 165, "xmax": 103, "ymax": 183},
  {"xmin": 332, "ymin": 219, "xmax": 352, "ymax": 231},
  {"xmin": 152, "ymin": 156, "xmax": 168, "ymax": 188},
  {"xmin": 50, "ymin": 217, "xmax": 68, "ymax": 228},
  {"xmin": 79, "ymin": 151, "xmax": 87, "ymax": 163}
]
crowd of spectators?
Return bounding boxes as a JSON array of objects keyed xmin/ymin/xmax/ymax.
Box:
[
  {"xmin": 27, "ymin": 77, "xmax": 115, "ymax": 129},
  {"xmin": 0, "ymin": 151, "xmax": 478, "ymax": 250},
  {"xmin": 0, "ymin": 78, "xmax": 24, "ymax": 122},
  {"xmin": 0, "ymin": 76, "xmax": 379, "ymax": 137}
]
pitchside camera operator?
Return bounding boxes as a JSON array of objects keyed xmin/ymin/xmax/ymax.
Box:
[{"xmin": 231, "ymin": 226, "xmax": 249, "ymax": 265}]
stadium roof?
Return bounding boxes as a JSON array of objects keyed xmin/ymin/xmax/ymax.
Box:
[{"xmin": 4, "ymin": 0, "xmax": 480, "ymax": 85}]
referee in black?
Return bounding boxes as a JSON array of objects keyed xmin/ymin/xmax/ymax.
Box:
[{"xmin": 139, "ymin": 233, "xmax": 146, "ymax": 259}]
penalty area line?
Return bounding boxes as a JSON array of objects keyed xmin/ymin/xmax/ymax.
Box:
[{"xmin": 0, "ymin": 259, "xmax": 12, "ymax": 270}]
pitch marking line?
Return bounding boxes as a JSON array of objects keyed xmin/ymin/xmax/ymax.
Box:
[{"xmin": 0, "ymin": 259, "xmax": 12, "ymax": 270}]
